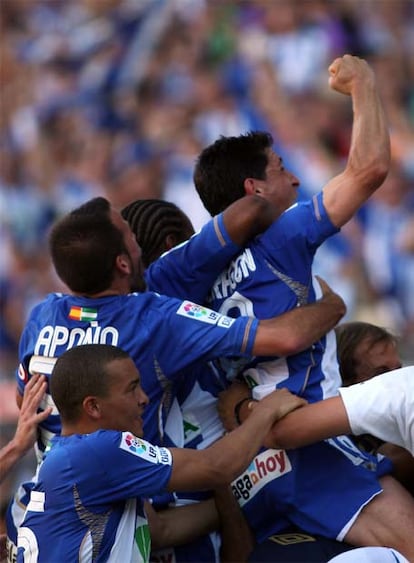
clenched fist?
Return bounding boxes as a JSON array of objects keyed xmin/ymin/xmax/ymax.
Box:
[{"xmin": 328, "ymin": 54, "xmax": 375, "ymax": 96}]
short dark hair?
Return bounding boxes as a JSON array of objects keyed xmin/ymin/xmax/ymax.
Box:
[
  {"xmin": 49, "ymin": 197, "xmax": 127, "ymax": 293},
  {"xmin": 121, "ymin": 199, "xmax": 194, "ymax": 267},
  {"xmin": 50, "ymin": 344, "xmax": 130, "ymax": 422},
  {"xmin": 193, "ymin": 131, "xmax": 273, "ymax": 216},
  {"xmin": 335, "ymin": 321, "xmax": 398, "ymax": 386}
]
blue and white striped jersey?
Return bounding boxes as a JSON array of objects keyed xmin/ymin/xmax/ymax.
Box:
[{"xmin": 17, "ymin": 431, "xmax": 172, "ymax": 563}]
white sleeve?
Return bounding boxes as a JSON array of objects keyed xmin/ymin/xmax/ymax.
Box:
[{"xmin": 339, "ymin": 366, "xmax": 414, "ymax": 455}]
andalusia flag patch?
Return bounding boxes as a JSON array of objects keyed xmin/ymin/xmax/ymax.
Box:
[{"xmin": 68, "ymin": 306, "xmax": 98, "ymax": 322}]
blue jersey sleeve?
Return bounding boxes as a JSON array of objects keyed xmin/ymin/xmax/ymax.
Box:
[
  {"xmin": 86, "ymin": 431, "xmax": 173, "ymax": 499},
  {"xmin": 261, "ymin": 193, "xmax": 339, "ymax": 253},
  {"xmin": 140, "ymin": 294, "xmax": 259, "ymax": 375},
  {"xmin": 145, "ymin": 214, "xmax": 241, "ymax": 303}
]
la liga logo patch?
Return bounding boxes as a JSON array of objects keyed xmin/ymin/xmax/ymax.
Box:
[
  {"xmin": 119, "ymin": 433, "xmax": 172, "ymax": 465},
  {"xmin": 176, "ymin": 301, "xmax": 234, "ymax": 327},
  {"xmin": 123, "ymin": 433, "xmax": 147, "ymax": 454},
  {"xmin": 182, "ymin": 302, "xmax": 211, "ymax": 318}
]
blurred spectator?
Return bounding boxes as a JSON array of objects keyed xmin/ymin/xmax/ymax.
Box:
[
  {"xmin": 357, "ymin": 166, "xmax": 414, "ymax": 346},
  {"xmin": 1, "ymin": 0, "xmax": 413, "ymax": 520}
]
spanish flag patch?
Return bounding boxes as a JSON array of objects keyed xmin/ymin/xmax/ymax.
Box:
[{"xmin": 68, "ymin": 306, "xmax": 98, "ymax": 322}]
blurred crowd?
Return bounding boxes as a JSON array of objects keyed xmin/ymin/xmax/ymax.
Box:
[
  {"xmin": 1, "ymin": 0, "xmax": 414, "ymax": 391},
  {"xmin": 0, "ymin": 0, "xmax": 414, "ymax": 539}
]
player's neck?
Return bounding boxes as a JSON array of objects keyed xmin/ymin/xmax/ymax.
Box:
[
  {"xmin": 72, "ymin": 278, "xmax": 132, "ymax": 299},
  {"xmin": 61, "ymin": 420, "xmax": 99, "ymax": 436}
]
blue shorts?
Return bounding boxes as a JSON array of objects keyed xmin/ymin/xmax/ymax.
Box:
[{"xmin": 233, "ymin": 435, "xmax": 393, "ymax": 542}]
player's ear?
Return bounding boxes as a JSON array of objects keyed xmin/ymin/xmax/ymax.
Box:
[
  {"xmin": 244, "ymin": 178, "xmax": 260, "ymax": 196},
  {"xmin": 165, "ymin": 234, "xmax": 178, "ymax": 251},
  {"xmin": 116, "ymin": 253, "xmax": 132, "ymax": 275},
  {"xmin": 83, "ymin": 396, "xmax": 101, "ymax": 419}
]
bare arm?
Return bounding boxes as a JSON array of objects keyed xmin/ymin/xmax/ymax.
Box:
[
  {"xmin": 145, "ymin": 195, "xmax": 281, "ymax": 303},
  {"xmin": 322, "ymin": 55, "xmax": 390, "ymax": 227},
  {"xmin": 252, "ymin": 276, "xmax": 346, "ymax": 357},
  {"xmin": 377, "ymin": 444, "xmax": 414, "ymax": 497},
  {"xmin": 222, "ymin": 195, "xmax": 281, "ymax": 246},
  {"xmin": 167, "ymin": 388, "xmax": 305, "ymax": 491},
  {"xmin": 0, "ymin": 374, "xmax": 52, "ymax": 484},
  {"xmin": 214, "ymin": 486, "xmax": 254, "ymax": 563},
  {"xmin": 265, "ymin": 396, "xmax": 350, "ymax": 450},
  {"xmin": 146, "ymin": 488, "xmax": 254, "ymax": 558},
  {"xmin": 146, "ymin": 499, "xmax": 218, "ymax": 550}
]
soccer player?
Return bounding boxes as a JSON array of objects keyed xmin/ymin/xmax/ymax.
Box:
[
  {"xmin": 192, "ymin": 55, "xmax": 414, "ymax": 557},
  {"xmin": 123, "ymin": 197, "xmax": 356, "ymax": 562},
  {"xmin": 6, "ymin": 195, "xmax": 344, "ymax": 559},
  {"xmin": 16, "ymin": 344, "xmax": 306, "ymax": 562}
]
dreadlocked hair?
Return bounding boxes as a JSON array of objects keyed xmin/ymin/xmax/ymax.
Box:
[{"xmin": 121, "ymin": 199, "xmax": 194, "ymax": 267}]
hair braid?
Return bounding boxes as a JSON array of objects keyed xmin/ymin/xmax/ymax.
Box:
[{"xmin": 121, "ymin": 199, "xmax": 194, "ymax": 267}]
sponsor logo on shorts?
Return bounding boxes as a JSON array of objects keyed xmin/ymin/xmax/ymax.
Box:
[
  {"xmin": 120, "ymin": 433, "xmax": 171, "ymax": 465},
  {"xmin": 176, "ymin": 301, "xmax": 234, "ymax": 327},
  {"xmin": 269, "ymin": 532, "xmax": 316, "ymax": 545},
  {"xmin": 232, "ymin": 449, "xmax": 292, "ymax": 506}
]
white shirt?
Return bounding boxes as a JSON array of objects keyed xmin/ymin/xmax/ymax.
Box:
[
  {"xmin": 339, "ymin": 366, "xmax": 414, "ymax": 455},
  {"xmin": 328, "ymin": 546, "xmax": 408, "ymax": 562}
]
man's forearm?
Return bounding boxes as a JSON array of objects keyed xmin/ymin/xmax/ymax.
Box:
[
  {"xmin": 0, "ymin": 440, "xmax": 28, "ymax": 484},
  {"xmin": 214, "ymin": 486, "xmax": 254, "ymax": 562},
  {"xmin": 253, "ymin": 290, "xmax": 345, "ymax": 357},
  {"xmin": 148, "ymin": 499, "xmax": 218, "ymax": 550},
  {"xmin": 266, "ymin": 397, "xmax": 350, "ymax": 449},
  {"xmin": 347, "ymin": 78, "xmax": 390, "ymax": 192},
  {"xmin": 323, "ymin": 56, "xmax": 390, "ymax": 227},
  {"xmin": 169, "ymin": 389, "xmax": 304, "ymax": 491},
  {"xmin": 222, "ymin": 195, "xmax": 281, "ymax": 246}
]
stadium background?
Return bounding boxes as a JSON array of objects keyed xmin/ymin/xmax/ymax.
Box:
[{"xmin": 1, "ymin": 0, "xmax": 413, "ymax": 531}]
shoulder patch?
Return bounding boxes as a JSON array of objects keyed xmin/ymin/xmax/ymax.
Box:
[
  {"xmin": 176, "ymin": 301, "xmax": 234, "ymax": 327},
  {"xmin": 119, "ymin": 433, "xmax": 171, "ymax": 465}
]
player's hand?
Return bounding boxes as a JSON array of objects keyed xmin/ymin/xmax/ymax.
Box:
[
  {"xmin": 315, "ymin": 275, "xmax": 336, "ymax": 297},
  {"xmin": 14, "ymin": 373, "xmax": 52, "ymax": 455},
  {"xmin": 315, "ymin": 275, "xmax": 347, "ymax": 319},
  {"xmin": 328, "ymin": 54, "xmax": 375, "ymax": 96},
  {"xmin": 218, "ymin": 380, "xmax": 251, "ymax": 432},
  {"xmin": 253, "ymin": 388, "xmax": 308, "ymax": 423}
]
